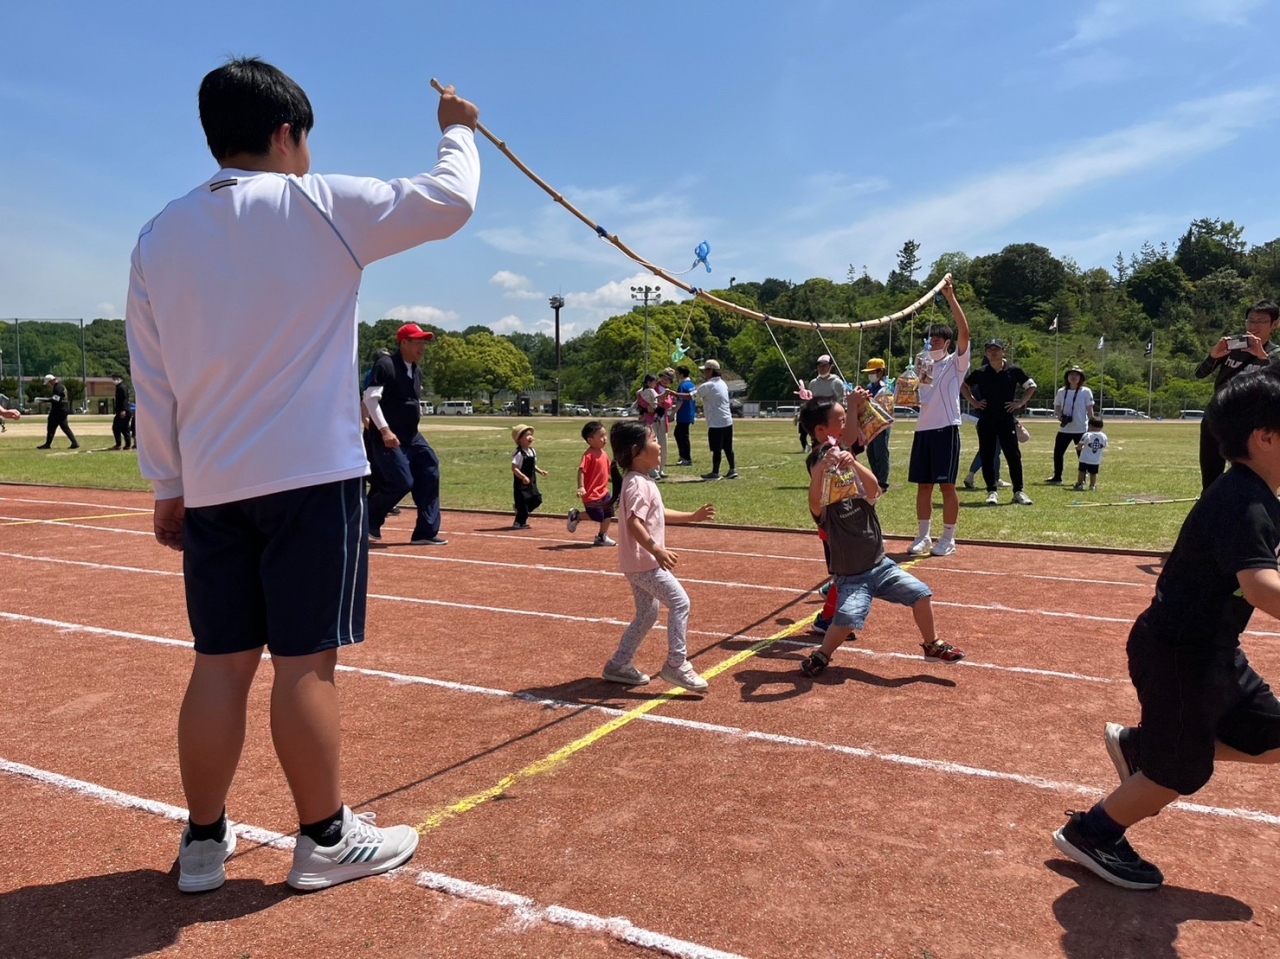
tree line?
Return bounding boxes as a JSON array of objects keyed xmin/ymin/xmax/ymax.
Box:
[{"xmin": 5, "ymin": 217, "xmax": 1275, "ymax": 415}]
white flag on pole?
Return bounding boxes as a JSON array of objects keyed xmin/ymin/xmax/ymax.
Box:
[
  {"xmin": 1049, "ymin": 316, "xmax": 1058, "ymax": 332},
  {"xmin": 1097, "ymin": 336, "xmax": 1105, "ymax": 350}
]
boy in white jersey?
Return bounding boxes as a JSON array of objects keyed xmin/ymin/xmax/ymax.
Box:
[
  {"xmin": 1074, "ymin": 416, "xmax": 1109, "ymax": 491},
  {"xmin": 126, "ymin": 58, "xmax": 479, "ymax": 894},
  {"xmin": 907, "ymin": 277, "xmax": 971, "ymax": 557}
]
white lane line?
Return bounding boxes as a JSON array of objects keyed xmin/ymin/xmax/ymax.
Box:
[
  {"xmin": 7, "ymin": 610, "xmax": 1280, "ymax": 829},
  {"xmin": 0, "ymin": 495, "xmax": 151, "ymax": 512},
  {"xmin": 0, "ymin": 759, "xmax": 743, "ymax": 959},
  {"xmin": 6, "ymin": 550, "xmax": 1280, "ymax": 644},
  {"xmin": 923, "ymin": 567, "xmax": 1151, "ymax": 589},
  {"xmin": 0, "ymin": 515, "xmax": 150, "ymax": 536}
]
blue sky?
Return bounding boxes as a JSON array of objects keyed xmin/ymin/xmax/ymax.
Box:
[{"xmin": 2, "ymin": 0, "xmax": 1277, "ymax": 339}]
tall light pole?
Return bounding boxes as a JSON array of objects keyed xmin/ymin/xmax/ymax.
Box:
[
  {"xmin": 630, "ymin": 284, "xmax": 660, "ymax": 377},
  {"xmin": 549, "ymin": 294, "xmax": 564, "ymax": 415}
]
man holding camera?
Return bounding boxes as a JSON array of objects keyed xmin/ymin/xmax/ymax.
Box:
[{"xmin": 1195, "ymin": 301, "xmax": 1280, "ymax": 489}]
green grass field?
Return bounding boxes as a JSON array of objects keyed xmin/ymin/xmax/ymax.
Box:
[{"xmin": 0, "ymin": 414, "xmax": 1203, "ymax": 551}]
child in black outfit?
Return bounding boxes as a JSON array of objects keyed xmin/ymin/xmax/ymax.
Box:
[
  {"xmin": 1053, "ymin": 366, "xmax": 1280, "ymax": 890},
  {"xmin": 511, "ymin": 424, "xmax": 548, "ymax": 529}
]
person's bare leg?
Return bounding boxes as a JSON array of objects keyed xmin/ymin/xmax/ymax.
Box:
[
  {"xmin": 270, "ymin": 649, "xmax": 343, "ymax": 824},
  {"xmin": 916, "ymin": 483, "xmax": 934, "ymax": 521},
  {"xmin": 940, "ymin": 484, "xmax": 959, "ymax": 525},
  {"xmin": 1215, "ymin": 742, "xmax": 1280, "ymax": 764},
  {"xmin": 598, "ymin": 517, "xmax": 612, "ymax": 539},
  {"xmin": 819, "ymin": 625, "xmax": 854, "ymax": 659},
  {"xmin": 911, "ymin": 596, "xmax": 937, "ymax": 644},
  {"xmin": 179, "ymin": 648, "xmax": 263, "ymax": 824},
  {"xmin": 1101, "ymin": 772, "xmax": 1179, "ymax": 828}
]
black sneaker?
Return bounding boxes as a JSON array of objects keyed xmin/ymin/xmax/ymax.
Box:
[
  {"xmin": 1045, "ymin": 477, "xmax": 1063, "ymax": 485},
  {"xmin": 800, "ymin": 650, "xmax": 830, "ymax": 677},
  {"xmin": 1104, "ymin": 723, "xmax": 1140, "ymax": 783},
  {"xmin": 389, "ymin": 505, "xmax": 402, "ymax": 515},
  {"xmin": 1052, "ymin": 812, "xmax": 1164, "ymax": 890}
]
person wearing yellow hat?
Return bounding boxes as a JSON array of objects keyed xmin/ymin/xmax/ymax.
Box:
[{"xmin": 860, "ymin": 359, "xmax": 891, "ymax": 487}]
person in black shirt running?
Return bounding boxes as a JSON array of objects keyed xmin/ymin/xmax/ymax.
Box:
[
  {"xmin": 37, "ymin": 373, "xmax": 78, "ymax": 449},
  {"xmin": 362, "ymin": 324, "xmax": 447, "ymax": 546},
  {"xmin": 1194, "ymin": 300, "xmax": 1280, "ymax": 490},
  {"xmin": 1053, "ymin": 366, "xmax": 1280, "ymax": 891},
  {"xmin": 962, "ymin": 340, "xmax": 1035, "ymax": 505}
]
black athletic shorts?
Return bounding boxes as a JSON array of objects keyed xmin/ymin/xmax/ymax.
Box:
[
  {"xmin": 1128, "ymin": 614, "xmax": 1280, "ymax": 794},
  {"xmin": 1080, "ymin": 463, "xmax": 1099, "ymax": 476},
  {"xmin": 183, "ymin": 477, "xmax": 368, "ymax": 657},
  {"xmin": 907, "ymin": 425, "xmax": 960, "ymax": 485}
]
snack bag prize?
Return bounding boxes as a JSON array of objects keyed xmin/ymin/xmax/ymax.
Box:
[
  {"xmin": 894, "ymin": 363, "xmax": 920, "ymax": 408},
  {"xmin": 821, "ymin": 462, "xmax": 868, "ymax": 506},
  {"xmin": 857, "ymin": 397, "xmax": 895, "ymax": 445}
]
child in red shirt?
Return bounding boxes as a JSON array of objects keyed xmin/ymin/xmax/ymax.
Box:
[{"xmin": 567, "ymin": 421, "xmax": 617, "ymax": 547}]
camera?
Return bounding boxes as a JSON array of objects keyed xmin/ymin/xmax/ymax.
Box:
[
  {"xmin": 1060, "ymin": 414, "xmax": 1072, "ymax": 428},
  {"xmin": 1227, "ymin": 335, "xmax": 1250, "ymax": 351}
]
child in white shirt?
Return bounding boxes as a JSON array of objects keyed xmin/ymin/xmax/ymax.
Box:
[{"xmin": 1074, "ymin": 416, "xmax": 1109, "ymax": 491}]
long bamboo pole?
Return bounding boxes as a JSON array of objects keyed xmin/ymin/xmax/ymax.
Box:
[{"xmin": 431, "ymin": 78, "xmax": 950, "ymax": 331}]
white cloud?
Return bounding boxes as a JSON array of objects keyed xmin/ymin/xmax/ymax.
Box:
[
  {"xmin": 489, "ymin": 314, "xmax": 524, "ymax": 334},
  {"xmin": 561, "ymin": 271, "xmax": 692, "ymax": 331},
  {"xmin": 489, "ymin": 270, "xmax": 545, "ymax": 300},
  {"xmin": 384, "ymin": 304, "xmax": 460, "ymax": 326},
  {"xmin": 95, "ymin": 302, "xmax": 117, "ymax": 318},
  {"xmin": 791, "ymin": 87, "xmax": 1279, "ymax": 279},
  {"xmin": 1062, "ymin": 0, "xmax": 1262, "ymax": 49}
]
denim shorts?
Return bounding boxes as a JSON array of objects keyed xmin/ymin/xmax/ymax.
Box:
[{"xmin": 832, "ymin": 558, "xmax": 932, "ymax": 631}]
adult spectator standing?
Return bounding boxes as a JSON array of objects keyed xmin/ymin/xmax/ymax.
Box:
[
  {"xmin": 696, "ymin": 359, "xmax": 738, "ymax": 480},
  {"xmin": 862, "ymin": 357, "xmax": 891, "ymax": 489},
  {"xmin": 906, "ymin": 279, "xmax": 970, "ymax": 557},
  {"xmin": 802, "ymin": 354, "xmax": 844, "ymax": 452},
  {"xmin": 0, "ymin": 392, "xmax": 13, "ymax": 432},
  {"xmin": 364, "ymin": 324, "xmax": 449, "ymax": 545},
  {"xmin": 37, "ymin": 373, "xmax": 78, "ymax": 449},
  {"xmin": 125, "ymin": 57, "xmax": 478, "ymax": 893},
  {"xmin": 1194, "ymin": 300, "xmax": 1280, "ymax": 489},
  {"xmin": 111, "ymin": 374, "xmax": 133, "ymax": 450},
  {"xmin": 963, "ymin": 340, "xmax": 1037, "ymax": 506},
  {"xmin": 671, "ymin": 364, "xmax": 696, "ymax": 466},
  {"xmin": 1045, "ymin": 367, "xmax": 1093, "ymax": 484}
]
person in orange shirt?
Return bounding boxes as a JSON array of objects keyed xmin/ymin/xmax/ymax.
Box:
[{"xmin": 567, "ymin": 421, "xmax": 618, "ymax": 546}]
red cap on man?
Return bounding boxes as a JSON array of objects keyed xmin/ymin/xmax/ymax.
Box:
[{"xmin": 397, "ymin": 323, "xmax": 434, "ymax": 343}]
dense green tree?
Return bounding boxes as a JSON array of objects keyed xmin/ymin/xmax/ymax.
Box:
[
  {"xmin": 1127, "ymin": 259, "xmax": 1192, "ymax": 319},
  {"xmin": 431, "ymin": 335, "xmax": 484, "ymax": 399},
  {"xmin": 971, "ymin": 243, "xmax": 1068, "ymax": 324},
  {"xmin": 886, "ymin": 239, "xmax": 922, "ymax": 293},
  {"xmin": 466, "ymin": 331, "xmax": 534, "ymax": 404},
  {"xmin": 1174, "ymin": 218, "xmax": 1246, "ymax": 282}
]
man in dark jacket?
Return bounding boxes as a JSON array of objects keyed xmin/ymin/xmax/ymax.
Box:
[{"xmin": 37, "ymin": 373, "xmax": 78, "ymax": 449}]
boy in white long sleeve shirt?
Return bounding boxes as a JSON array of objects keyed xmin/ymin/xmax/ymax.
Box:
[{"xmin": 126, "ymin": 57, "xmax": 479, "ymax": 894}]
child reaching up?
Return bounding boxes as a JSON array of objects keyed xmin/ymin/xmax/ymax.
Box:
[
  {"xmin": 567, "ymin": 420, "xmax": 617, "ymax": 546},
  {"xmin": 603, "ymin": 420, "xmax": 715, "ymax": 692},
  {"xmin": 511, "ymin": 424, "xmax": 548, "ymax": 530},
  {"xmin": 1073, "ymin": 416, "xmax": 1108, "ymax": 491},
  {"xmin": 797, "ymin": 398, "xmax": 965, "ymax": 677}
]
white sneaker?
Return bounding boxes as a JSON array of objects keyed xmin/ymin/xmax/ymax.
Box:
[
  {"xmin": 1013, "ymin": 490, "xmax": 1034, "ymax": 505},
  {"xmin": 603, "ymin": 662, "xmax": 650, "ymax": 685},
  {"xmin": 593, "ymin": 534, "xmax": 617, "ymax": 547},
  {"xmin": 907, "ymin": 534, "xmax": 933, "ymax": 555},
  {"xmin": 659, "ymin": 661, "xmax": 709, "ymax": 692},
  {"xmin": 930, "ymin": 538, "xmax": 956, "ymax": 557},
  {"xmin": 287, "ymin": 806, "xmax": 419, "ymax": 891},
  {"xmin": 178, "ymin": 823, "xmax": 237, "ymax": 893},
  {"xmin": 985, "ymin": 491, "xmax": 999, "ymax": 505},
  {"xmin": 997, "ymin": 479, "xmax": 1012, "ymax": 488}
]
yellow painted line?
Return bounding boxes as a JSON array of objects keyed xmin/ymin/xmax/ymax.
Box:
[
  {"xmin": 416, "ymin": 554, "xmax": 932, "ymax": 835},
  {"xmin": 0, "ymin": 512, "xmax": 144, "ymax": 527}
]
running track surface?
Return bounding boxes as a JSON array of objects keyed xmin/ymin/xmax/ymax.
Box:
[{"xmin": 1, "ymin": 485, "xmax": 1278, "ymax": 959}]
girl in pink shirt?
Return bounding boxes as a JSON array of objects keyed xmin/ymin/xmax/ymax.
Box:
[{"xmin": 604, "ymin": 421, "xmax": 716, "ymax": 691}]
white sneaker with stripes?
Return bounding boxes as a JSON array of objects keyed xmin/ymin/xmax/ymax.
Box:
[{"xmin": 287, "ymin": 806, "xmax": 419, "ymax": 891}]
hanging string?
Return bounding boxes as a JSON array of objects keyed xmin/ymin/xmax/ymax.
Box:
[
  {"xmin": 886, "ymin": 319, "xmax": 894, "ymax": 378},
  {"xmin": 813, "ymin": 323, "xmax": 848, "ymax": 388},
  {"xmin": 430, "ymin": 78, "xmax": 951, "ymax": 332},
  {"xmin": 857, "ymin": 328, "xmax": 864, "ymax": 379},
  {"xmin": 762, "ymin": 319, "xmax": 809, "ymax": 398}
]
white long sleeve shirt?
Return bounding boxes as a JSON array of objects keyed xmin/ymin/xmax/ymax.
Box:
[{"xmin": 126, "ymin": 125, "xmax": 479, "ymax": 507}]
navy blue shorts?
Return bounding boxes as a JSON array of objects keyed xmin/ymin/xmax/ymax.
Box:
[
  {"xmin": 585, "ymin": 494, "xmax": 615, "ymax": 522},
  {"xmin": 908, "ymin": 425, "xmax": 961, "ymax": 485},
  {"xmin": 183, "ymin": 477, "xmax": 368, "ymax": 657}
]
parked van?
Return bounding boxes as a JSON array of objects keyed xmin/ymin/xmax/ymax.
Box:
[
  {"xmin": 1179, "ymin": 409, "xmax": 1204, "ymax": 420},
  {"xmin": 1099, "ymin": 407, "xmax": 1148, "ymax": 419},
  {"xmin": 419, "ymin": 401, "xmax": 435, "ymax": 416},
  {"xmin": 437, "ymin": 400, "xmax": 473, "ymax": 416}
]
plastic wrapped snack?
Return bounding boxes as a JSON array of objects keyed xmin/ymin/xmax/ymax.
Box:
[
  {"xmin": 821, "ymin": 466, "xmax": 868, "ymax": 506},
  {"xmin": 857, "ymin": 397, "xmax": 895, "ymax": 444},
  {"xmin": 894, "ymin": 364, "xmax": 920, "ymax": 408}
]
